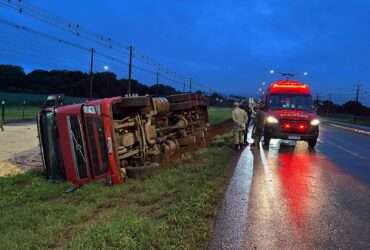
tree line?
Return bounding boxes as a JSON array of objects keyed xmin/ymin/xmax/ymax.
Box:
[
  {"xmin": 0, "ymin": 64, "xmax": 179, "ymax": 98},
  {"xmin": 317, "ymin": 100, "xmax": 370, "ymax": 116}
]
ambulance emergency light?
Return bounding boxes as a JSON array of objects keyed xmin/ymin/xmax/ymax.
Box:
[{"xmin": 268, "ymin": 80, "xmax": 311, "ymax": 95}]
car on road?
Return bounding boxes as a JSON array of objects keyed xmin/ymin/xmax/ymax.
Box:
[{"xmin": 263, "ymin": 80, "xmax": 320, "ymax": 148}]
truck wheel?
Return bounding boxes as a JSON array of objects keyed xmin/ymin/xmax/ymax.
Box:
[
  {"xmin": 308, "ymin": 138, "xmax": 317, "ymax": 148},
  {"xmin": 121, "ymin": 96, "xmax": 151, "ymax": 108},
  {"xmin": 167, "ymin": 93, "xmax": 193, "ymax": 103},
  {"xmin": 170, "ymin": 101, "xmax": 195, "ymax": 111}
]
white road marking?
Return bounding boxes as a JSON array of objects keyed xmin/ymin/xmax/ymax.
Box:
[
  {"xmin": 328, "ymin": 123, "xmax": 370, "ymax": 136},
  {"xmin": 325, "ymin": 140, "xmax": 365, "ymax": 159}
]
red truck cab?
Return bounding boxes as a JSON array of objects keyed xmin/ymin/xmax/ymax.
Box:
[
  {"xmin": 45, "ymin": 97, "xmax": 124, "ymax": 187},
  {"xmin": 263, "ymin": 80, "xmax": 320, "ymax": 148}
]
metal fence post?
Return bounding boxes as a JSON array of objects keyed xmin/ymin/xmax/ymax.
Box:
[
  {"xmin": 22, "ymin": 100, "xmax": 26, "ymax": 120},
  {"xmin": 1, "ymin": 100, "xmax": 5, "ymax": 132}
]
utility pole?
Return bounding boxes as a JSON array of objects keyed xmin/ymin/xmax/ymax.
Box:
[
  {"xmin": 22, "ymin": 100, "xmax": 26, "ymax": 120},
  {"xmin": 326, "ymin": 94, "xmax": 332, "ymax": 116},
  {"xmin": 189, "ymin": 78, "xmax": 192, "ymax": 93},
  {"xmin": 89, "ymin": 48, "xmax": 94, "ymax": 99},
  {"xmin": 354, "ymin": 84, "xmax": 361, "ymax": 123},
  {"xmin": 315, "ymin": 94, "xmax": 320, "ymax": 106},
  {"xmin": 1, "ymin": 100, "xmax": 5, "ymax": 132},
  {"xmin": 183, "ymin": 82, "xmax": 186, "ymax": 93},
  {"xmin": 355, "ymin": 84, "xmax": 360, "ymax": 103},
  {"xmin": 128, "ymin": 45, "xmax": 133, "ymax": 96}
]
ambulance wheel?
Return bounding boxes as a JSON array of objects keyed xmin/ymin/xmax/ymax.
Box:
[
  {"xmin": 307, "ymin": 138, "xmax": 317, "ymax": 148},
  {"xmin": 126, "ymin": 163, "xmax": 160, "ymax": 178}
]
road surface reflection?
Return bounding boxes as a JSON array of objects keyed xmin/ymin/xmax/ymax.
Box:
[{"xmin": 258, "ymin": 140, "xmax": 328, "ymax": 228}]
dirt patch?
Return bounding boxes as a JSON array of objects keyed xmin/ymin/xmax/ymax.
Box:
[
  {"xmin": 10, "ymin": 147, "xmax": 42, "ymax": 169},
  {"xmin": 0, "ymin": 122, "xmax": 41, "ymax": 176},
  {"xmin": 0, "ymin": 161, "xmax": 22, "ymax": 176},
  {"xmin": 207, "ymin": 119, "xmax": 233, "ymax": 138},
  {"xmin": 0, "ymin": 122, "xmax": 38, "ymax": 160}
]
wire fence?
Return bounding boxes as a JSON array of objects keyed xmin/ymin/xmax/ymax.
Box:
[{"xmin": 0, "ymin": 91, "xmax": 83, "ymax": 124}]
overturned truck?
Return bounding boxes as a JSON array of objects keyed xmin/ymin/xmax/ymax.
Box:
[{"xmin": 37, "ymin": 93, "xmax": 208, "ymax": 186}]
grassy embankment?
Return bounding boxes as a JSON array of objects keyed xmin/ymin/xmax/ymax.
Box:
[
  {"xmin": 208, "ymin": 107, "xmax": 232, "ymax": 125},
  {"xmin": 0, "ymin": 107, "xmax": 232, "ymax": 249},
  {"xmin": 323, "ymin": 113, "xmax": 370, "ymax": 127}
]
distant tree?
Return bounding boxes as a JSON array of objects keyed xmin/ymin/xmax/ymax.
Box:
[
  {"xmin": 148, "ymin": 84, "xmax": 178, "ymax": 97},
  {"xmin": 342, "ymin": 101, "xmax": 369, "ymax": 115},
  {"xmin": 0, "ymin": 65, "xmax": 26, "ymax": 91},
  {"xmin": 0, "ymin": 64, "xmax": 183, "ymax": 98}
]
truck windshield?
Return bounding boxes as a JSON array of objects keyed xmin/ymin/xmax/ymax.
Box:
[{"xmin": 268, "ymin": 94, "xmax": 314, "ymax": 110}]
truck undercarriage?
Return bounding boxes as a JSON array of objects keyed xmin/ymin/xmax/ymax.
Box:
[{"xmin": 37, "ymin": 93, "xmax": 209, "ymax": 186}]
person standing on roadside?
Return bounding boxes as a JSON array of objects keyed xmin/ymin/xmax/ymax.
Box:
[
  {"xmin": 232, "ymin": 102, "xmax": 248, "ymax": 150},
  {"xmin": 241, "ymin": 101, "xmax": 251, "ymax": 145},
  {"xmin": 252, "ymin": 103, "xmax": 265, "ymax": 149}
]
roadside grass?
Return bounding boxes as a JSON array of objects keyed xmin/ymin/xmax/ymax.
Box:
[
  {"xmin": 2, "ymin": 105, "xmax": 39, "ymax": 122},
  {"xmin": 208, "ymin": 107, "xmax": 232, "ymax": 125},
  {"xmin": 0, "ymin": 135, "xmax": 233, "ymax": 249},
  {"xmin": 323, "ymin": 113, "xmax": 370, "ymax": 127}
]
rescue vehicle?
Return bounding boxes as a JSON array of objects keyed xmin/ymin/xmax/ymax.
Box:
[{"xmin": 263, "ymin": 80, "xmax": 319, "ymax": 148}]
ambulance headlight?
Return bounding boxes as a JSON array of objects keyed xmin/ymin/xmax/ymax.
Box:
[
  {"xmin": 266, "ymin": 116, "xmax": 279, "ymax": 124},
  {"xmin": 310, "ymin": 119, "xmax": 320, "ymax": 126}
]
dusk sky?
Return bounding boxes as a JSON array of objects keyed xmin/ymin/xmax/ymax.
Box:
[{"xmin": 1, "ymin": 0, "xmax": 370, "ymax": 104}]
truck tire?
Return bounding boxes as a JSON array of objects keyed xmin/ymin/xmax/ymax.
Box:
[
  {"xmin": 125, "ymin": 163, "xmax": 160, "ymax": 178},
  {"xmin": 121, "ymin": 96, "xmax": 151, "ymax": 108},
  {"xmin": 170, "ymin": 101, "xmax": 195, "ymax": 111}
]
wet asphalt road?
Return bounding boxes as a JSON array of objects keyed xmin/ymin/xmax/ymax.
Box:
[{"xmin": 209, "ymin": 124, "xmax": 370, "ymax": 250}]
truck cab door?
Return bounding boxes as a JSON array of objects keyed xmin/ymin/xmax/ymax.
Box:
[{"xmin": 82, "ymin": 105, "xmax": 110, "ymax": 179}]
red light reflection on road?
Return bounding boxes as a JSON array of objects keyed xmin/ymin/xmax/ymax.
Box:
[
  {"xmin": 273, "ymin": 143, "xmax": 352, "ymax": 229},
  {"xmin": 277, "ymin": 145, "xmax": 323, "ymax": 229},
  {"xmin": 277, "ymin": 151, "xmax": 313, "ymax": 227}
]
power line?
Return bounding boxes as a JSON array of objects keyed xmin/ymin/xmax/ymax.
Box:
[
  {"xmin": 0, "ymin": 0, "xmax": 125, "ymax": 51},
  {"xmin": 0, "ymin": 17, "xmax": 92, "ymax": 53},
  {"xmin": 0, "ymin": 0, "xmax": 211, "ymax": 91}
]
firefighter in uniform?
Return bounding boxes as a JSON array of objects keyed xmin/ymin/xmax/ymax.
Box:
[
  {"xmin": 252, "ymin": 103, "xmax": 265, "ymax": 149},
  {"xmin": 232, "ymin": 102, "xmax": 248, "ymax": 150}
]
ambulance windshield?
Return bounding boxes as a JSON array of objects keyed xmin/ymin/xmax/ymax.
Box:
[{"xmin": 268, "ymin": 94, "xmax": 314, "ymax": 110}]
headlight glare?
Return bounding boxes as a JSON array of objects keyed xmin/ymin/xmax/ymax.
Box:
[
  {"xmin": 310, "ymin": 119, "xmax": 320, "ymax": 126},
  {"xmin": 266, "ymin": 116, "xmax": 279, "ymax": 124}
]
